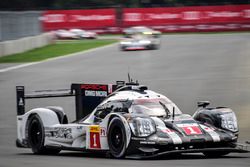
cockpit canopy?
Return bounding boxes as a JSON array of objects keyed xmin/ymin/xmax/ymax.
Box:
[
  {"xmin": 93, "ymin": 98, "xmax": 182, "ymax": 121},
  {"xmin": 131, "ymin": 98, "xmax": 182, "ymax": 117}
]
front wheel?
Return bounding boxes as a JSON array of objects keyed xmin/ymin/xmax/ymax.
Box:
[
  {"xmin": 27, "ymin": 114, "xmax": 60, "ymax": 154},
  {"xmin": 108, "ymin": 117, "xmax": 127, "ymax": 158}
]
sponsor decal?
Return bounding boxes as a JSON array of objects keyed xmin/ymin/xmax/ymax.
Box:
[
  {"xmin": 90, "ymin": 125, "xmax": 100, "ymax": 132},
  {"xmin": 45, "ymin": 127, "xmax": 73, "ymax": 139},
  {"xmin": 81, "ymin": 84, "xmax": 108, "ymax": 97},
  {"xmin": 81, "ymin": 84, "xmax": 107, "ymax": 91},
  {"xmin": 85, "ymin": 90, "xmax": 107, "ymax": 97},
  {"xmin": 177, "ymin": 123, "xmax": 203, "ymax": 135},
  {"xmin": 89, "ymin": 125, "xmax": 101, "ymax": 149},
  {"xmin": 100, "ymin": 127, "xmax": 106, "ymax": 137}
]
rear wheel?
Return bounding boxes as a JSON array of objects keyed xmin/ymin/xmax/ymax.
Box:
[
  {"xmin": 27, "ymin": 114, "xmax": 60, "ymax": 154},
  {"xmin": 149, "ymin": 44, "xmax": 159, "ymax": 50},
  {"xmin": 108, "ymin": 117, "xmax": 127, "ymax": 158}
]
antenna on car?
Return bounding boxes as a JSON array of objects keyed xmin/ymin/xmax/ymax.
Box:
[
  {"xmin": 172, "ymin": 107, "xmax": 175, "ymax": 123},
  {"xmin": 128, "ymin": 72, "xmax": 131, "ymax": 83}
]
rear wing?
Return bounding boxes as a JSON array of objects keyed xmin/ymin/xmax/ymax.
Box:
[{"xmin": 16, "ymin": 81, "xmax": 127, "ymax": 120}]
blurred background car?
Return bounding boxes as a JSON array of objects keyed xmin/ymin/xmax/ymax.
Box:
[
  {"xmin": 123, "ymin": 26, "xmax": 161, "ymax": 38},
  {"xmin": 55, "ymin": 29, "xmax": 79, "ymax": 40},
  {"xmin": 120, "ymin": 31, "xmax": 160, "ymax": 51},
  {"xmin": 69, "ymin": 29, "xmax": 98, "ymax": 39}
]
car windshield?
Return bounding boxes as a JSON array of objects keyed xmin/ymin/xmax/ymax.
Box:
[
  {"xmin": 130, "ymin": 98, "xmax": 182, "ymax": 117},
  {"xmin": 133, "ymin": 27, "xmax": 152, "ymax": 32}
]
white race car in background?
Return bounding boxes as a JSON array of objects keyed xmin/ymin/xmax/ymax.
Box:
[
  {"xmin": 55, "ymin": 29, "xmax": 79, "ymax": 40},
  {"xmin": 123, "ymin": 26, "xmax": 161, "ymax": 38},
  {"xmin": 120, "ymin": 33, "xmax": 160, "ymax": 51},
  {"xmin": 55, "ymin": 29, "xmax": 97, "ymax": 40},
  {"xmin": 69, "ymin": 29, "xmax": 97, "ymax": 39},
  {"xmin": 120, "ymin": 26, "xmax": 161, "ymax": 51}
]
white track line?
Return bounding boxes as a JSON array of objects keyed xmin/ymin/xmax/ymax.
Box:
[
  {"xmin": 0, "ymin": 43, "xmax": 117, "ymax": 73},
  {"xmin": 0, "ymin": 62, "xmax": 40, "ymax": 73}
]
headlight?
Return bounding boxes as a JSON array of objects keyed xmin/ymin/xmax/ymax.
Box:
[
  {"xmin": 139, "ymin": 40, "xmax": 151, "ymax": 44},
  {"xmin": 220, "ymin": 112, "xmax": 238, "ymax": 132},
  {"xmin": 129, "ymin": 117, "xmax": 156, "ymax": 137},
  {"xmin": 120, "ymin": 41, "xmax": 132, "ymax": 45},
  {"xmin": 143, "ymin": 32, "xmax": 153, "ymax": 35}
]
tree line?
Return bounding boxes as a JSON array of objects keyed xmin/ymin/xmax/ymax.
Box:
[{"xmin": 0, "ymin": 0, "xmax": 249, "ymax": 11}]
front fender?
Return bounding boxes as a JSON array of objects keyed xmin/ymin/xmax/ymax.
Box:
[
  {"xmin": 17, "ymin": 108, "xmax": 60, "ymax": 145},
  {"xmin": 102, "ymin": 113, "xmax": 131, "ymax": 148},
  {"xmin": 27, "ymin": 108, "xmax": 60, "ymax": 126}
]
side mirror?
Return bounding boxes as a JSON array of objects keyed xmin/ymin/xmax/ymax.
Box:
[
  {"xmin": 122, "ymin": 107, "xmax": 129, "ymax": 113},
  {"xmin": 197, "ymin": 101, "xmax": 210, "ymax": 108},
  {"xmin": 95, "ymin": 108, "xmax": 111, "ymax": 119}
]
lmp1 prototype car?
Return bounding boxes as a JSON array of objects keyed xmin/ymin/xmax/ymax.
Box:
[
  {"xmin": 120, "ymin": 33, "xmax": 160, "ymax": 51},
  {"xmin": 123, "ymin": 26, "xmax": 161, "ymax": 38},
  {"xmin": 69, "ymin": 29, "xmax": 97, "ymax": 39},
  {"xmin": 54, "ymin": 29, "xmax": 79, "ymax": 40},
  {"xmin": 16, "ymin": 81, "xmax": 249, "ymax": 159},
  {"xmin": 120, "ymin": 26, "xmax": 161, "ymax": 51}
]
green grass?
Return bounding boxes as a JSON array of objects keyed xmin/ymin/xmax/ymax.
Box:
[{"xmin": 0, "ymin": 39, "xmax": 117, "ymax": 63}]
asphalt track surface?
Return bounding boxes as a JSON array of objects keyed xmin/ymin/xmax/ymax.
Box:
[{"xmin": 0, "ymin": 34, "xmax": 250, "ymax": 166}]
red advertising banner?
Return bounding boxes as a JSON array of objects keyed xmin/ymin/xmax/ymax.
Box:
[
  {"xmin": 42, "ymin": 9, "xmax": 116, "ymax": 31},
  {"xmin": 123, "ymin": 5, "xmax": 250, "ymax": 32},
  {"xmin": 42, "ymin": 5, "xmax": 250, "ymax": 33}
]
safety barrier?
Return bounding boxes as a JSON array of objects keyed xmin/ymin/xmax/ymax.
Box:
[
  {"xmin": 42, "ymin": 4, "xmax": 250, "ymax": 33},
  {"xmin": 0, "ymin": 32, "xmax": 54, "ymax": 57}
]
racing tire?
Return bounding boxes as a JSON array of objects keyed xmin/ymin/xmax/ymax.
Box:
[
  {"xmin": 27, "ymin": 114, "xmax": 60, "ymax": 154},
  {"xmin": 120, "ymin": 46, "xmax": 126, "ymax": 51},
  {"xmin": 108, "ymin": 117, "xmax": 127, "ymax": 158},
  {"xmin": 151, "ymin": 44, "xmax": 159, "ymax": 50},
  {"xmin": 147, "ymin": 44, "xmax": 155, "ymax": 50},
  {"xmin": 203, "ymin": 151, "xmax": 230, "ymax": 157}
]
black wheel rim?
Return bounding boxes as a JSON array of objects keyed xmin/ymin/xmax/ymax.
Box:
[
  {"xmin": 111, "ymin": 126, "xmax": 123, "ymax": 151},
  {"xmin": 30, "ymin": 119, "xmax": 42, "ymax": 146}
]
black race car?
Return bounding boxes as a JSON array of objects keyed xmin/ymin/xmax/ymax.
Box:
[{"xmin": 16, "ymin": 80, "xmax": 249, "ymax": 159}]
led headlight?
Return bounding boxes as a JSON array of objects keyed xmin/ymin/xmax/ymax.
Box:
[
  {"xmin": 143, "ymin": 32, "xmax": 153, "ymax": 35},
  {"xmin": 220, "ymin": 112, "xmax": 238, "ymax": 132},
  {"xmin": 139, "ymin": 40, "xmax": 151, "ymax": 44},
  {"xmin": 120, "ymin": 41, "xmax": 132, "ymax": 45},
  {"xmin": 129, "ymin": 117, "xmax": 156, "ymax": 137}
]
